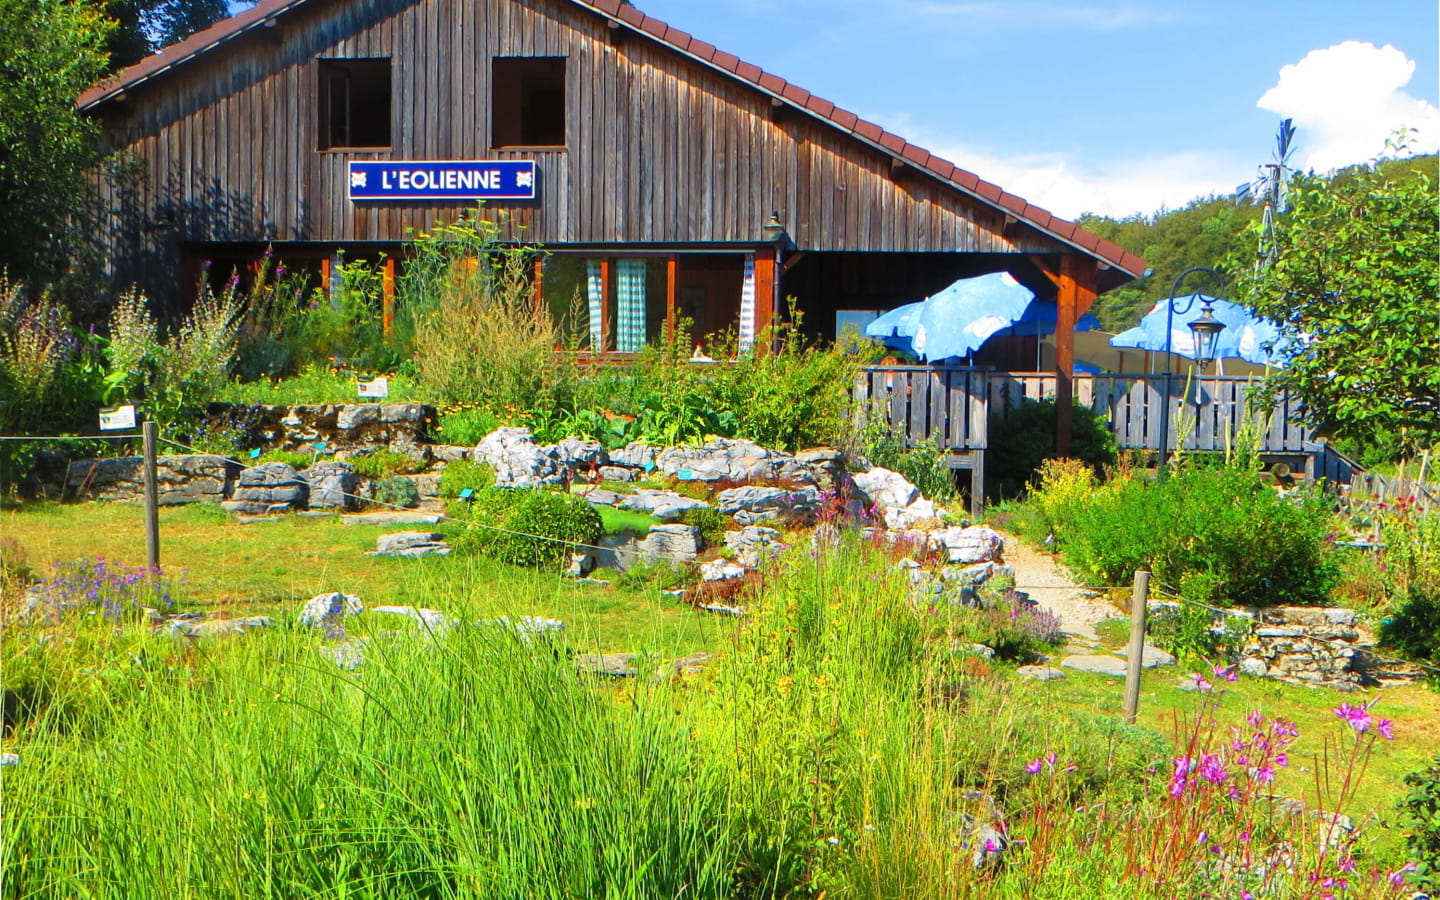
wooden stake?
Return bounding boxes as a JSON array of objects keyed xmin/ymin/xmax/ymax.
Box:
[
  {"xmin": 142, "ymin": 420, "xmax": 160, "ymax": 572},
  {"xmin": 1123, "ymin": 570, "xmax": 1151, "ymax": 724}
]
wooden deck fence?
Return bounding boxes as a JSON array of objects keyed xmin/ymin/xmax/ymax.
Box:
[{"xmin": 856, "ymin": 366, "xmax": 1317, "ymax": 458}]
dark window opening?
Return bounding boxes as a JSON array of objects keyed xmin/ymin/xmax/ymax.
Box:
[
  {"xmin": 492, "ymin": 57, "xmax": 566, "ymax": 148},
  {"xmin": 318, "ymin": 58, "xmax": 391, "ymax": 150}
]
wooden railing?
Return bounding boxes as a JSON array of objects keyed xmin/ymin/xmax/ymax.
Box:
[{"xmin": 857, "ymin": 367, "xmax": 1314, "ymax": 455}]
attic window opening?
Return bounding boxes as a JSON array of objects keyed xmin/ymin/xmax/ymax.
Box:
[
  {"xmin": 318, "ymin": 58, "xmax": 391, "ymax": 150},
  {"xmin": 492, "ymin": 57, "xmax": 566, "ymax": 148}
]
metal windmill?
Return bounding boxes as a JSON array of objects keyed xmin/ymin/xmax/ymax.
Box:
[{"xmin": 1243, "ymin": 118, "xmax": 1298, "ymax": 271}]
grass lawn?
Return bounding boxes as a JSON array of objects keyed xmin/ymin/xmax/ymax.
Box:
[{"xmin": 2, "ymin": 499, "xmax": 727, "ymax": 656}]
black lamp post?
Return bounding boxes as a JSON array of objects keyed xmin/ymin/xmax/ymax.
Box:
[{"xmin": 1157, "ymin": 266, "xmax": 1227, "ymax": 469}]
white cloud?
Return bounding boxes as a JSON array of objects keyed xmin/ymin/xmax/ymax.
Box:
[
  {"xmin": 867, "ymin": 112, "xmax": 1240, "ymax": 219},
  {"xmin": 1257, "ymin": 42, "xmax": 1440, "ymax": 172}
]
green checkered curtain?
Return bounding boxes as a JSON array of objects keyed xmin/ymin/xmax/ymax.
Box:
[
  {"xmin": 615, "ymin": 259, "xmax": 647, "ymax": 353},
  {"xmin": 585, "ymin": 260, "xmax": 604, "ymax": 350}
]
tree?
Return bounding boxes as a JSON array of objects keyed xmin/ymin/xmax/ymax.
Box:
[
  {"xmin": 94, "ymin": 0, "xmax": 239, "ymax": 71},
  {"xmin": 0, "ymin": 0, "xmax": 112, "ymax": 283},
  {"xmin": 1234, "ymin": 158, "xmax": 1440, "ymax": 456}
]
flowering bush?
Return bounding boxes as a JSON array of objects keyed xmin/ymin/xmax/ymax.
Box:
[{"xmin": 29, "ymin": 557, "xmax": 176, "ymax": 622}]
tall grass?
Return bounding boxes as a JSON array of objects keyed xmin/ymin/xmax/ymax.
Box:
[
  {"xmin": 2, "ymin": 621, "xmax": 734, "ymax": 899},
  {"xmin": 3, "ymin": 537, "xmax": 1423, "ymax": 899}
]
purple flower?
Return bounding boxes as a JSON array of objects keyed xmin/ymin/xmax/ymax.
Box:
[
  {"xmin": 1212, "ymin": 664, "xmax": 1238, "ymax": 682},
  {"xmin": 1254, "ymin": 764, "xmax": 1275, "ymax": 783},
  {"xmin": 1191, "ymin": 673, "xmax": 1213, "ymax": 692},
  {"xmin": 1334, "ymin": 702, "xmax": 1372, "ymax": 733},
  {"xmin": 1338, "ymin": 857, "xmax": 1355, "ymax": 874},
  {"xmin": 1377, "ymin": 718, "xmax": 1395, "ymax": 740},
  {"xmin": 1025, "ymin": 758, "xmax": 1044, "ymax": 775},
  {"xmin": 1274, "ymin": 752, "xmax": 1288, "ymax": 767},
  {"xmin": 1199, "ymin": 753, "xmax": 1228, "ymax": 785}
]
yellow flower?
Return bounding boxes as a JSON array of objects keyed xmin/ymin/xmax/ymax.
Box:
[
  {"xmin": 575, "ymin": 797, "xmax": 595, "ymax": 810},
  {"xmin": 776, "ymin": 675, "xmax": 793, "ymax": 696}
]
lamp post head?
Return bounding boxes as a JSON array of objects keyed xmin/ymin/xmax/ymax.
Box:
[{"xmin": 1189, "ymin": 300, "xmax": 1225, "ymax": 372}]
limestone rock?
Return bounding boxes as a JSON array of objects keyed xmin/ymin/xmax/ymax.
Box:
[
  {"xmin": 322, "ymin": 640, "xmax": 367, "ymax": 670},
  {"xmin": 637, "ymin": 524, "xmax": 703, "ymax": 564},
  {"xmin": 576, "ymin": 653, "xmax": 638, "ymax": 677},
  {"xmin": 548, "ymin": 438, "xmax": 608, "ymax": 469},
  {"xmin": 853, "ymin": 467, "xmax": 919, "ymax": 509},
  {"xmin": 1138, "ymin": 645, "xmax": 1176, "ymax": 668},
  {"xmin": 655, "ymin": 439, "xmax": 789, "ymax": 482},
  {"xmin": 700, "ymin": 559, "xmax": 747, "ymax": 582},
  {"xmin": 473, "ymin": 428, "xmax": 562, "ymax": 487},
  {"xmin": 609, "ymin": 443, "xmax": 657, "ymax": 470},
  {"xmin": 1016, "ymin": 665, "xmax": 1067, "ymax": 682},
  {"xmin": 227, "ymin": 461, "xmax": 308, "ymax": 514},
  {"xmin": 373, "ymin": 531, "xmax": 450, "ymax": 557},
  {"xmin": 370, "ymin": 605, "xmax": 453, "ymax": 630},
  {"xmin": 301, "ymin": 461, "xmax": 358, "ymax": 509},
  {"xmin": 884, "ymin": 498, "xmax": 939, "ymax": 529},
  {"xmin": 1061, "ymin": 654, "xmax": 1128, "ymax": 677},
  {"xmin": 430, "ymin": 444, "xmax": 472, "ymax": 463},
  {"xmin": 715, "ymin": 485, "xmax": 819, "ymax": 517},
  {"xmin": 928, "ymin": 526, "xmax": 1004, "ymax": 564},
  {"xmin": 1239, "ymin": 657, "xmax": 1268, "ymax": 677},
  {"xmin": 172, "ymin": 616, "xmax": 274, "ymax": 638},
  {"xmin": 298, "ymin": 592, "xmax": 364, "ymax": 628},
  {"xmin": 67, "ymin": 454, "xmax": 237, "ymax": 505},
  {"xmin": 576, "ymin": 487, "xmax": 624, "ymax": 507},
  {"xmin": 619, "ymin": 489, "xmax": 709, "ymax": 521},
  {"xmin": 0, "ymin": 752, "xmax": 18, "ymax": 767},
  {"xmin": 597, "ymin": 466, "xmax": 637, "ymax": 482},
  {"xmin": 723, "ymin": 526, "xmax": 786, "ymax": 567},
  {"xmin": 566, "ymin": 552, "xmax": 596, "ymax": 577}
]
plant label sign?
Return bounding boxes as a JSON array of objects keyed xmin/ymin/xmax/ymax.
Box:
[
  {"xmin": 357, "ymin": 376, "xmax": 389, "ymax": 399},
  {"xmin": 98, "ymin": 404, "xmax": 136, "ymax": 431}
]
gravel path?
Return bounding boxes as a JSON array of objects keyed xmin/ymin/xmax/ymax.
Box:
[{"xmin": 1002, "ymin": 534, "xmax": 1120, "ymax": 642}]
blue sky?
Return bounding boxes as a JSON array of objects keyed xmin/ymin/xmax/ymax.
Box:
[{"xmin": 636, "ymin": 0, "xmax": 1439, "ymax": 218}]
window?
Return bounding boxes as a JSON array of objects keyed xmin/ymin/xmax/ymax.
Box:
[
  {"xmin": 317, "ymin": 58, "xmax": 391, "ymax": 150},
  {"xmin": 492, "ymin": 57, "xmax": 566, "ymax": 148}
]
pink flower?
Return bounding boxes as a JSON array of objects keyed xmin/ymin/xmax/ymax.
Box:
[
  {"xmin": 1191, "ymin": 673, "xmax": 1213, "ymax": 692},
  {"xmin": 1338, "ymin": 857, "xmax": 1355, "ymax": 874},
  {"xmin": 1239, "ymin": 830, "xmax": 1252, "ymax": 844},
  {"xmin": 1274, "ymin": 752, "xmax": 1288, "ymax": 767},
  {"xmin": 1025, "ymin": 758, "xmax": 1043, "ymax": 775},
  {"xmin": 1254, "ymin": 764, "xmax": 1276, "ymax": 783},
  {"xmin": 1213, "ymin": 663, "xmax": 1238, "ymax": 682},
  {"xmin": 1199, "ymin": 753, "xmax": 1228, "ymax": 785},
  {"xmin": 1246, "ymin": 710, "xmax": 1265, "ymax": 729},
  {"xmin": 1045, "ymin": 751, "xmax": 1058, "ymax": 768},
  {"xmin": 1377, "ymin": 718, "xmax": 1395, "ymax": 740},
  {"xmin": 1334, "ymin": 702, "xmax": 1372, "ymax": 733}
]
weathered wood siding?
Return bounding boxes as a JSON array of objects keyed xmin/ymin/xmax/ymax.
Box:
[{"xmin": 92, "ymin": 0, "xmax": 1061, "ymax": 299}]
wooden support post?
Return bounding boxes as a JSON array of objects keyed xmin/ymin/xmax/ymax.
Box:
[
  {"xmin": 665, "ymin": 255, "xmax": 677, "ymax": 344},
  {"xmin": 381, "ymin": 257, "xmax": 396, "ymax": 336},
  {"xmin": 320, "ymin": 256, "xmax": 332, "ymax": 295},
  {"xmin": 142, "ymin": 420, "xmax": 160, "ymax": 572},
  {"xmin": 1123, "ymin": 570, "xmax": 1151, "ymax": 725},
  {"xmin": 598, "ymin": 257, "xmax": 611, "ymax": 352},
  {"xmin": 753, "ymin": 250, "xmax": 778, "ymax": 353},
  {"xmin": 1055, "ymin": 256, "xmax": 1097, "ymax": 457},
  {"xmin": 532, "ymin": 255, "xmax": 545, "ymax": 315}
]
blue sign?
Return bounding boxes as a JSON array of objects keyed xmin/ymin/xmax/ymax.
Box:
[{"xmin": 348, "ymin": 160, "xmax": 537, "ymax": 201}]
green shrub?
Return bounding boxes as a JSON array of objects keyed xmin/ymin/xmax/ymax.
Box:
[
  {"xmin": 406, "ymin": 214, "xmax": 569, "ymax": 413},
  {"xmin": 678, "ymin": 506, "xmax": 727, "ymax": 546},
  {"xmin": 617, "ymin": 562, "xmax": 694, "ymax": 592},
  {"xmin": 434, "ymin": 406, "xmax": 502, "ymax": 446},
  {"xmin": 862, "ymin": 419, "xmax": 954, "ymax": 502},
  {"xmin": 437, "ymin": 459, "xmax": 496, "ymax": 498},
  {"xmin": 1029, "ymin": 462, "xmax": 1338, "ymax": 606},
  {"xmin": 596, "ymin": 504, "xmax": 661, "ymax": 537},
  {"xmin": 349, "ymin": 449, "xmax": 425, "ymax": 478},
  {"xmin": 1400, "ymin": 755, "xmax": 1440, "ymax": 890},
  {"xmin": 1381, "ymin": 587, "xmax": 1440, "ymax": 664},
  {"xmin": 257, "ymin": 449, "xmax": 318, "ymax": 470},
  {"xmin": 455, "ymin": 487, "xmax": 601, "ymax": 568},
  {"xmin": 370, "ymin": 476, "xmax": 419, "ymax": 509},
  {"xmin": 986, "ymin": 397, "xmax": 1117, "ymax": 500}
]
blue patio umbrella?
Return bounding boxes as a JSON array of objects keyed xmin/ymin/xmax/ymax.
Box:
[
  {"xmin": 1110, "ymin": 296, "xmax": 1295, "ymax": 367},
  {"xmin": 864, "ymin": 273, "xmax": 1097, "ymax": 361}
]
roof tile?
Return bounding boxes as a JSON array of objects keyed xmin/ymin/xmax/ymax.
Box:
[
  {"xmin": 854, "ymin": 120, "xmax": 883, "ymax": 141},
  {"xmin": 757, "ymin": 72, "xmax": 786, "ymax": 94},
  {"xmin": 901, "ymin": 144, "xmax": 929, "ymax": 166},
  {"xmin": 735, "ymin": 61, "xmax": 763, "ymax": 82},
  {"xmin": 780, "ymin": 83, "xmax": 810, "ymax": 104},
  {"xmin": 878, "ymin": 132, "xmax": 905, "ymax": 153},
  {"xmin": 591, "ymin": 0, "xmax": 622, "ymax": 13},
  {"xmin": 805, "ymin": 96, "xmax": 835, "ymax": 118},
  {"xmin": 711, "ymin": 50, "xmax": 740, "ymax": 72},
  {"xmin": 688, "ymin": 39, "xmax": 717, "ymax": 61},
  {"xmin": 616, "ymin": 3, "xmax": 644, "ymax": 25},
  {"xmin": 663, "ymin": 25, "xmax": 691, "ymax": 48}
]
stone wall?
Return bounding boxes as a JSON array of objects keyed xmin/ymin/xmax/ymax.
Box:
[
  {"xmin": 1235, "ymin": 606, "xmax": 1425, "ymax": 688},
  {"xmin": 64, "ymin": 455, "xmax": 239, "ymax": 504},
  {"xmin": 205, "ymin": 402, "xmax": 436, "ymax": 455}
]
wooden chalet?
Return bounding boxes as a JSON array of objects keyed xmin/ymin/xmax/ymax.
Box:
[{"xmin": 80, "ymin": 0, "xmax": 1343, "ymax": 509}]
